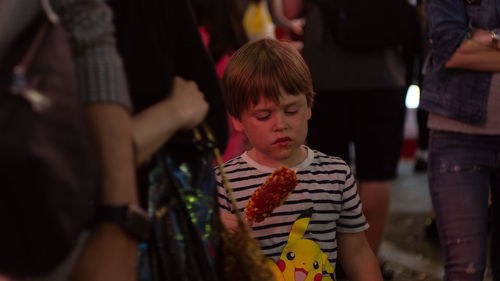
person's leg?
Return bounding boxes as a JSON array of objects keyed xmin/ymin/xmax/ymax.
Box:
[
  {"xmin": 356, "ymin": 180, "xmax": 390, "ymax": 253},
  {"xmin": 428, "ymin": 131, "xmax": 494, "ymax": 281},
  {"xmin": 353, "ymin": 88, "xmax": 406, "ymax": 254}
]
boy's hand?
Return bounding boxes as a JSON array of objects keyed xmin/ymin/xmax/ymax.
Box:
[
  {"xmin": 220, "ymin": 213, "xmax": 253, "ymax": 232},
  {"xmin": 220, "ymin": 213, "xmax": 239, "ymax": 231}
]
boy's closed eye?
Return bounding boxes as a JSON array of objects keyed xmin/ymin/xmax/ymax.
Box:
[
  {"xmin": 255, "ymin": 112, "xmax": 271, "ymax": 120},
  {"xmin": 285, "ymin": 106, "xmax": 298, "ymax": 114}
]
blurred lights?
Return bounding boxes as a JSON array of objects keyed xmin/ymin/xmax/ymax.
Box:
[{"xmin": 405, "ymin": 84, "xmax": 420, "ymax": 109}]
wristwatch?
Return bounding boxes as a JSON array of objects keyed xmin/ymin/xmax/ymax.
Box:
[
  {"xmin": 491, "ymin": 29, "xmax": 500, "ymax": 49},
  {"xmin": 96, "ymin": 204, "xmax": 151, "ymax": 242}
]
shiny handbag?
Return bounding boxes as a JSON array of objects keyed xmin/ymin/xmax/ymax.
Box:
[
  {"xmin": 138, "ymin": 128, "xmax": 223, "ymax": 281},
  {"xmin": 138, "ymin": 125, "xmax": 274, "ymax": 281}
]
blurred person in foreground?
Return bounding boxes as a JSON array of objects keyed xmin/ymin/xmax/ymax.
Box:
[{"xmin": 0, "ymin": 0, "xmax": 138, "ymax": 280}]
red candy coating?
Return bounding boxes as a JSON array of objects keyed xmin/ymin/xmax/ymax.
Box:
[{"xmin": 245, "ymin": 166, "xmax": 298, "ymax": 222}]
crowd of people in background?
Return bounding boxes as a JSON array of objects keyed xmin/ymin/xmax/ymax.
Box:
[{"xmin": 0, "ymin": 0, "xmax": 498, "ymax": 280}]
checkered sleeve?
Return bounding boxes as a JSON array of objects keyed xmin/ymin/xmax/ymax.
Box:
[{"xmin": 54, "ymin": 0, "xmax": 131, "ymax": 109}]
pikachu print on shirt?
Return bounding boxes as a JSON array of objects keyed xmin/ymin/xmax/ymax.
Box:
[{"xmin": 267, "ymin": 208, "xmax": 335, "ymax": 281}]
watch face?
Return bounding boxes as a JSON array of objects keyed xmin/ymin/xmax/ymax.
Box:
[{"xmin": 125, "ymin": 205, "xmax": 151, "ymax": 241}]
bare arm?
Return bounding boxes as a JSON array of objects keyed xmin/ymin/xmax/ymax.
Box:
[
  {"xmin": 57, "ymin": 0, "xmax": 141, "ymax": 278},
  {"xmin": 133, "ymin": 76, "xmax": 209, "ymax": 165},
  {"xmin": 445, "ymin": 29, "xmax": 500, "ymax": 71},
  {"xmin": 69, "ymin": 104, "xmax": 138, "ymax": 281},
  {"xmin": 70, "ymin": 70, "xmax": 208, "ymax": 281},
  {"xmin": 269, "ymin": 0, "xmax": 305, "ymax": 35},
  {"xmin": 337, "ymin": 232, "xmax": 383, "ymax": 281}
]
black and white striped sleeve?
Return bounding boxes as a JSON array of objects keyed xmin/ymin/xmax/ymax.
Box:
[{"xmin": 337, "ymin": 163, "xmax": 369, "ymax": 233}]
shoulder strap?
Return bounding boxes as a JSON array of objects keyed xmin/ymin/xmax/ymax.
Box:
[
  {"xmin": 19, "ymin": 0, "xmax": 59, "ymax": 70},
  {"xmin": 14, "ymin": 23, "xmax": 48, "ymax": 79},
  {"xmin": 11, "ymin": 0, "xmax": 61, "ymax": 110},
  {"xmin": 14, "ymin": 0, "xmax": 59, "ymax": 78},
  {"xmin": 41, "ymin": 0, "xmax": 60, "ymax": 23}
]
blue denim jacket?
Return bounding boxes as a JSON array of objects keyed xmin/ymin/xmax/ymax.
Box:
[{"xmin": 421, "ymin": 0, "xmax": 499, "ymax": 125}]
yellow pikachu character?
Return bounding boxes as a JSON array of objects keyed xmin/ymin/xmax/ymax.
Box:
[{"xmin": 267, "ymin": 208, "xmax": 335, "ymax": 281}]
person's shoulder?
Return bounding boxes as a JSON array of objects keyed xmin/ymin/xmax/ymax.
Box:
[
  {"xmin": 299, "ymin": 148, "xmax": 353, "ymax": 180},
  {"xmin": 309, "ymin": 148, "xmax": 349, "ymax": 168}
]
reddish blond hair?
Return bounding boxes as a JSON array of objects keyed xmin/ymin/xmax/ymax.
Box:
[{"xmin": 222, "ymin": 38, "xmax": 314, "ymax": 119}]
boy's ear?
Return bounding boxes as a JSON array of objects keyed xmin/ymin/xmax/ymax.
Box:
[
  {"xmin": 306, "ymin": 107, "xmax": 312, "ymax": 120},
  {"xmin": 231, "ymin": 116, "xmax": 245, "ymax": 132}
]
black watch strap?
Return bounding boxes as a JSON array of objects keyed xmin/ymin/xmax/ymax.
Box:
[
  {"xmin": 96, "ymin": 205, "xmax": 127, "ymax": 221},
  {"xmin": 96, "ymin": 204, "xmax": 151, "ymax": 242}
]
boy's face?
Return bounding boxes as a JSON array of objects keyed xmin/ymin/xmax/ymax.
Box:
[{"xmin": 232, "ymin": 90, "xmax": 312, "ymax": 168}]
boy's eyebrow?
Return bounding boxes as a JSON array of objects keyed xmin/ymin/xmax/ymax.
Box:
[
  {"xmin": 249, "ymin": 99, "xmax": 302, "ymax": 113},
  {"xmin": 248, "ymin": 107, "xmax": 271, "ymax": 114},
  {"xmin": 247, "ymin": 101, "xmax": 276, "ymax": 112},
  {"xmin": 280, "ymin": 97, "xmax": 304, "ymax": 109},
  {"xmin": 282, "ymin": 100, "xmax": 300, "ymax": 107},
  {"xmin": 248, "ymin": 94, "xmax": 305, "ymax": 113}
]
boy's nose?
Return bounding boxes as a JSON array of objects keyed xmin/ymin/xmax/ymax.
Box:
[{"xmin": 273, "ymin": 113, "xmax": 289, "ymax": 131}]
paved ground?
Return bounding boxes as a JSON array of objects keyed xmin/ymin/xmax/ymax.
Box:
[
  {"xmin": 380, "ymin": 212, "xmax": 443, "ymax": 281},
  {"xmin": 378, "ymin": 159, "xmax": 493, "ymax": 281},
  {"xmin": 379, "ymin": 159, "xmax": 443, "ymax": 281}
]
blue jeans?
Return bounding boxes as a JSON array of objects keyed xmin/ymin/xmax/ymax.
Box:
[{"xmin": 428, "ymin": 130, "xmax": 499, "ymax": 281}]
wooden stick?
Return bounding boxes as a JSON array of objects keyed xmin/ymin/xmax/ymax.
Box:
[{"xmin": 200, "ymin": 124, "xmax": 243, "ymax": 219}]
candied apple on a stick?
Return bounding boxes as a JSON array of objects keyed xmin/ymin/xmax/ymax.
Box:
[{"xmin": 245, "ymin": 166, "xmax": 298, "ymax": 223}]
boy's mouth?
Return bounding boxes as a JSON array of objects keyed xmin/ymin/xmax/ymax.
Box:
[{"xmin": 274, "ymin": 137, "xmax": 291, "ymax": 146}]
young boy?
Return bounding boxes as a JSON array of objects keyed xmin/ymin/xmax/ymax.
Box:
[{"xmin": 215, "ymin": 38, "xmax": 383, "ymax": 281}]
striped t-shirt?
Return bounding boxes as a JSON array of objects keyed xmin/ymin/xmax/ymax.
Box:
[{"xmin": 215, "ymin": 146, "xmax": 368, "ymax": 277}]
